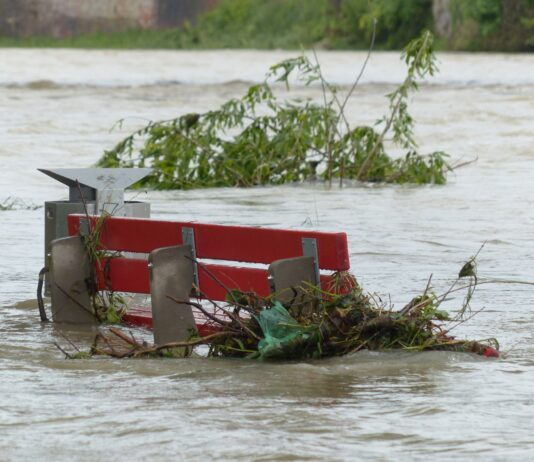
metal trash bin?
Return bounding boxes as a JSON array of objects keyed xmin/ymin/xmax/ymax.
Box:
[{"xmin": 39, "ymin": 168, "xmax": 152, "ymax": 292}]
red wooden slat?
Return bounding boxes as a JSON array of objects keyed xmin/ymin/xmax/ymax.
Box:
[
  {"xmin": 98, "ymin": 254, "xmax": 355, "ymax": 332},
  {"xmin": 123, "ymin": 307, "xmax": 153, "ymax": 328},
  {"xmin": 96, "ymin": 258, "xmax": 150, "ymax": 293},
  {"xmin": 96, "ymin": 258, "xmax": 348, "ymax": 300},
  {"xmin": 95, "ymin": 257, "xmax": 270, "ymax": 299},
  {"xmin": 198, "ymin": 263, "xmax": 270, "ymax": 299},
  {"xmin": 68, "ymin": 215, "xmax": 350, "ymax": 271}
]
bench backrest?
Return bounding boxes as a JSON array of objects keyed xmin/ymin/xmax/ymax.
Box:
[{"xmin": 67, "ymin": 214, "xmax": 350, "ymax": 301}]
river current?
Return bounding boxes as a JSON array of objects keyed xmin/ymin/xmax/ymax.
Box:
[{"xmin": 1, "ymin": 49, "xmax": 534, "ymax": 461}]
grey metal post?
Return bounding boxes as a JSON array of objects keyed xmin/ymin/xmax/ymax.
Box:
[
  {"xmin": 49, "ymin": 236, "xmax": 96, "ymax": 324},
  {"xmin": 149, "ymin": 245, "xmax": 198, "ymax": 351},
  {"xmin": 268, "ymin": 238, "xmax": 321, "ymax": 315}
]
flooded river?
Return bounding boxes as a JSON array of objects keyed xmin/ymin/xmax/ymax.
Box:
[{"xmin": 1, "ymin": 49, "xmax": 534, "ymax": 461}]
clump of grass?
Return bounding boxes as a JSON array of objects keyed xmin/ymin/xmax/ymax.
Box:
[
  {"xmin": 87, "ymin": 215, "xmax": 128, "ymax": 323},
  {"xmin": 75, "ymin": 205, "xmax": 127, "ymax": 324}
]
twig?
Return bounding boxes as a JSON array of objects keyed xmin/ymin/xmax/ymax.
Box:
[
  {"xmin": 449, "ymin": 156, "xmax": 478, "ymax": 171},
  {"xmin": 357, "ymin": 31, "xmax": 431, "ymax": 180},
  {"xmin": 57, "ymin": 331, "xmax": 81, "ymax": 353},
  {"xmin": 134, "ymin": 331, "xmax": 235, "ymax": 356},
  {"xmin": 172, "ymin": 261, "xmax": 262, "ymax": 341},
  {"xmin": 194, "ymin": 285, "xmax": 258, "ymax": 327},
  {"xmin": 473, "ymin": 241, "xmax": 487, "ymax": 260},
  {"xmin": 311, "ymin": 48, "xmax": 335, "ymax": 187},
  {"xmin": 339, "ymin": 18, "xmax": 377, "ymax": 115},
  {"xmin": 186, "ymin": 255, "xmax": 236, "ymax": 302},
  {"xmin": 54, "ymin": 282, "xmax": 95, "ymax": 317},
  {"xmin": 423, "ymin": 273, "xmax": 433, "ymax": 298},
  {"xmin": 109, "ymin": 327, "xmax": 142, "ymax": 348},
  {"xmin": 444, "ymin": 307, "xmax": 486, "ymax": 335},
  {"xmin": 399, "ymin": 273, "xmax": 433, "ymax": 317},
  {"xmin": 166, "ymin": 295, "xmax": 232, "ymax": 327},
  {"xmin": 76, "ymin": 179, "xmax": 92, "ymax": 234},
  {"xmin": 99, "ymin": 332, "xmax": 120, "ymax": 357},
  {"xmin": 53, "ymin": 342, "xmax": 75, "ymax": 359},
  {"xmin": 435, "ymin": 278, "xmax": 459, "ymax": 308}
]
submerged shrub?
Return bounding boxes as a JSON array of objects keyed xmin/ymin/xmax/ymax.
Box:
[{"xmin": 98, "ymin": 31, "xmax": 450, "ymax": 189}]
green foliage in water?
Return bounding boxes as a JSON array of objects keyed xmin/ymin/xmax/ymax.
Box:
[
  {"xmin": 98, "ymin": 31, "xmax": 450, "ymax": 189},
  {"xmin": 82, "ymin": 214, "xmax": 128, "ymax": 324}
]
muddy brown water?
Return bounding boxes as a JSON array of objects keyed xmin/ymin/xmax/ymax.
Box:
[{"xmin": 1, "ymin": 49, "xmax": 534, "ymax": 461}]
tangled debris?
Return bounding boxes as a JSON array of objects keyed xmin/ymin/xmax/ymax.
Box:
[{"xmin": 88, "ymin": 266, "xmax": 499, "ymax": 361}]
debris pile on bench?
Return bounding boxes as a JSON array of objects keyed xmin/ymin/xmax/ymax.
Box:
[{"xmin": 90, "ymin": 272, "xmax": 500, "ymax": 360}]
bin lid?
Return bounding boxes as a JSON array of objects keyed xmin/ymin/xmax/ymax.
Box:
[{"xmin": 38, "ymin": 168, "xmax": 152, "ymax": 192}]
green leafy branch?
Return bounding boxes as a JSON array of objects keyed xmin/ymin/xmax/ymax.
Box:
[{"xmin": 98, "ymin": 30, "xmax": 451, "ymax": 189}]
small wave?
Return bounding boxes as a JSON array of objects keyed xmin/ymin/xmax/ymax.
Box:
[
  {"xmin": 2, "ymin": 76, "xmax": 534, "ymax": 91},
  {"xmin": 4, "ymin": 80, "xmax": 136, "ymax": 90},
  {"xmin": 414, "ymin": 239, "xmax": 453, "ymax": 248},
  {"xmin": 4, "ymin": 79, "xmax": 58, "ymax": 90}
]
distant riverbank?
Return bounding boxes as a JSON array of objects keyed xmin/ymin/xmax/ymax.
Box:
[{"xmin": 1, "ymin": 0, "xmax": 533, "ymax": 52}]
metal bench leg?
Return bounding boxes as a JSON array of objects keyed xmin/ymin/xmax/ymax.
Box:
[
  {"xmin": 49, "ymin": 236, "xmax": 96, "ymax": 324},
  {"xmin": 268, "ymin": 256, "xmax": 317, "ymax": 315},
  {"xmin": 149, "ymin": 245, "xmax": 198, "ymax": 348}
]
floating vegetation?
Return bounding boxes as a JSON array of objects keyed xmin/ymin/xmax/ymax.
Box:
[
  {"xmin": 0, "ymin": 196, "xmax": 41, "ymax": 211},
  {"xmin": 84, "ymin": 260, "xmax": 499, "ymax": 361},
  {"xmin": 98, "ymin": 31, "xmax": 453, "ymax": 189}
]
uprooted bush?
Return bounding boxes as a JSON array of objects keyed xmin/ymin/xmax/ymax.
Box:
[
  {"xmin": 97, "ymin": 31, "xmax": 452, "ymax": 189},
  {"xmin": 86, "ymin": 259, "xmax": 499, "ymax": 361}
]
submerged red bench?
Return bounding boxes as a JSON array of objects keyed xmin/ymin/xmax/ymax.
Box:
[{"xmin": 60, "ymin": 214, "xmax": 352, "ymax": 342}]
